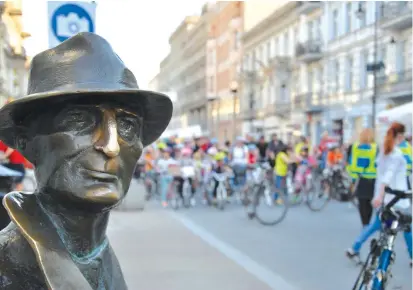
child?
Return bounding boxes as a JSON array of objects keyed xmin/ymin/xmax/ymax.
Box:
[
  {"xmin": 294, "ymin": 147, "xmax": 317, "ymax": 193},
  {"xmin": 211, "ymin": 152, "xmax": 226, "ymax": 202},
  {"xmin": 177, "ymin": 147, "xmax": 196, "ymax": 205},
  {"xmin": 156, "ymin": 148, "xmax": 176, "ymax": 208},
  {"xmin": 274, "ymin": 145, "xmax": 295, "ymax": 201}
]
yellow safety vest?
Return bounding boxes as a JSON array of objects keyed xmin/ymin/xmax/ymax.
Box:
[
  {"xmin": 399, "ymin": 141, "xmax": 412, "ymax": 175},
  {"xmin": 275, "ymin": 152, "xmax": 288, "ymax": 177},
  {"xmin": 349, "ymin": 142, "xmax": 377, "ymax": 179}
]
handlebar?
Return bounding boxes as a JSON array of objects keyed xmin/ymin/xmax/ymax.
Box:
[{"xmin": 384, "ymin": 187, "xmax": 412, "ymax": 210}]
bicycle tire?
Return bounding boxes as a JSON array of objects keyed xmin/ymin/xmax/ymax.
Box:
[
  {"xmin": 307, "ymin": 176, "xmax": 331, "ymax": 212},
  {"xmin": 216, "ymin": 186, "xmax": 226, "ymax": 211},
  {"xmin": 254, "ymin": 186, "xmax": 289, "ymax": 226}
]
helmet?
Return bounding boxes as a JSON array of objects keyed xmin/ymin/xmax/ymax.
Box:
[
  {"xmin": 157, "ymin": 142, "xmax": 167, "ymax": 150},
  {"xmin": 207, "ymin": 147, "xmax": 218, "ymax": 156},
  {"xmin": 181, "ymin": 147, "xmax": 192, "ymax": 156},
  {"xmin": 214, "ymin": 151, "xmax": 226, "ymax": 161}
]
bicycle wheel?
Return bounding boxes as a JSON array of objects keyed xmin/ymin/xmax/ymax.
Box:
[
  {"xmin": 254, "ymin": 186, "xmax": 288, "ymax": 226},
  {"xmin": 306, "ymin": 175, "xmax": 331, "ymax": 212},
  {"xmin": 182, "ymin": 181, "xmax": 191, "ymax": 208},
  {"xmin": 216, "ymin": 185, "xmax": 226, "ymax": 210}
]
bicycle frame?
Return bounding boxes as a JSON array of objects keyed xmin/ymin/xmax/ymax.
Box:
[{"xmin": 354, "ymin": 188, "xmax": 412, "ymax": 290}]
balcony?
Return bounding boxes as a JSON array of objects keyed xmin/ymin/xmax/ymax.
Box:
[
  {"xmin": 296, "ymin": 1, "xmax": 322, "ymax": 15},
  {"xmin": 294, "ymin": 92, "xmax": 325, "ymax": 113},
  {"xmin": 377, "ymin": 70, "xmax": 412, "ymax": 100},
  {"xmin": 380, "ymin": 1, "xmax": 412, "ymax": 31},
  {"xmin": 295, "ymin": 40, "xmax": 323, "ymax": 63}
]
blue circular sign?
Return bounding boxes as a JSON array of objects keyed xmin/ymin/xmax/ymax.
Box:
[{"xmin": 51, "ymin": 3, "xmax": 94, "ymax": 42}]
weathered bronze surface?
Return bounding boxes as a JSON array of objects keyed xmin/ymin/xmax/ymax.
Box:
[{"xmin": 0, "ymin": 32, "xmax": 172, "ymax": 289}]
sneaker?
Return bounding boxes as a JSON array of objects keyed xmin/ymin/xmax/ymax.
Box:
[
  {"xmin": 346, "ymin": 248, "xmax": 361, "ymax": 264},
  {"xmin": 161, "ymin": 201, "xmax": 168, "ymax": 208},
  {"xmin": 190, "ymin": 198, "xmax": 196, "ymax": 207}
]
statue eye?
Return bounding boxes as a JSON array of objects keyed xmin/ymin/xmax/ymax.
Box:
[
  {"xmin": 117, "ymin": 115, "xmax": 140, "ymax": 142},
  {"xmin": 55, "ymin": 107, "xmax": 97, "ymax": 132}
]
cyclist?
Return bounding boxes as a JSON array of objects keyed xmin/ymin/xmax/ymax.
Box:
[
  {"xmin": 346, "ymin": 122, "xmax": 412, "ymax": 265},
  {"xmin": 211, "ymin": 151, "xmax": 226, "ymax": 203},
  {"xmin": 229, "ymin": 137, "xmax": 248, "ymax": 191},
  {"xmin": 176, "ymin": 147, "xmax": 196, "ymax": 206},
  {"xmin": 274, "ymin": 145, "xmax": 295, "ymax": 202},
  {"xmin": 347, "ymin": 128, "xmax": 377, "ymax": 228},
  {"xmin": 156, "ymin": 147, "xmax": 176, "ymax": 208}
]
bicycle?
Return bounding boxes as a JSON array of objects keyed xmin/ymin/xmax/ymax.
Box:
[
  {"xmin": 352, "ymin": 188, "xmax": 412, "ymax": 290},
  {"xmin": 210, "ymin": 171, "xmax": 230, "ymax": 210},
  {"xmin": 309, "ymin": 164, "xmax": 353, "ymax": 211},
  {"xmin": 245, "ymin": 161, "xmax": 289, "ymax": 226}
]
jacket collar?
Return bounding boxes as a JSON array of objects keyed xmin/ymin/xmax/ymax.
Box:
[{"xmin": 3, "ymin": 192, "xmax": 93, "ymax": 290}]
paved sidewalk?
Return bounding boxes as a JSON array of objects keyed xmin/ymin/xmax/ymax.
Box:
[{"xmin": 108, "ymin": 207, "xmax": 272, "ymax": 290}]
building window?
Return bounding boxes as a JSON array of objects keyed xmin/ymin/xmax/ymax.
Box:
[
  {"xmin": 360, "ymin": 50, "xmax": 368, "ymax": 89},
  {"xmin": 346, "ymin": 2, "xmax": 352, "ymax": 33},
  {"xmin": 345, "ymin": 56, "xmax": 353, "ymax": 92},
  {"xmin": 332, "ymin": 9, "xmax": 339, "ymax": 39},
  {"xmin": 284, "ymin": 32, "xmax": 289, "ymax": 56},
  {"xmin": 308, "ymin": 69, "xmax": 313, "ymax": 92},
  {"xmin": 396, "ymin": 40, "xmax": 406, "ymax": 73},
  {"xmin": 308, "ymin": 21, "xmax": 314, "ymax": 42},
  {"xmin": 267, "ymin": 41, "xmax": 271, "ymax": 63},
  {"xmin": 358, "ymin": 2, "xmax": 366, "ymax": 28},
  {"xmin": 334, "ymin": 59, "xmax": 340, "ymax": 92}
]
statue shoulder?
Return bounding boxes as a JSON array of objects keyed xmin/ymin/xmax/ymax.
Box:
[{"xmin": 0, "ymin": 223, "xmax": 45, "ymax": 289}]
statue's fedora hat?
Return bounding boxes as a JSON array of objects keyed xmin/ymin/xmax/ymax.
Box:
[{"xmin": 0, "ymin": 32, "xmax": 172, "ymax": 147}]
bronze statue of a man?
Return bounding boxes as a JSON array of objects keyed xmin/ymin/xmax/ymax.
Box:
[{"xmin": 0, "ymin": 32, "xmax": 172, "ymax": 289}]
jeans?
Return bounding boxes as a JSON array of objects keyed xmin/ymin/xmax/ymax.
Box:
[
  {"xmin": 352, "ymin": 213, "xmax": 412, "ymax": 259},
  {"xmin": 159, "ymin": 175, "xmax": 173, "ymax": 202},
  {"xmin": 274, "ymin": 175, "xmax": 287, "ymax": 199}
]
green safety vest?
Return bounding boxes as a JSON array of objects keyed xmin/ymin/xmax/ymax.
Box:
[
  {"xmin": 349, "ymin": 142, "xmax": 377, "ymax": 179},
  {"xmin": 399, "ymin": 141, "xmax": 412, "ymax": 175}
]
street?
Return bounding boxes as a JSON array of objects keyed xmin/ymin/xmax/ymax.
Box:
[{"xmin": 108, "ymin": 182, "xmax": 412, "ymax": 290}]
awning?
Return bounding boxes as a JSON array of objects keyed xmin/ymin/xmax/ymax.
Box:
[{"xmin": 377, "ymin": 102, "xmax": 412, "ymax": 126}]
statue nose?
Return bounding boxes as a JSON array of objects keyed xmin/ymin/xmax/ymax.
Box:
[{"xmin": 94, "ymin": 110, "xmax": 120, "ymax": 158}]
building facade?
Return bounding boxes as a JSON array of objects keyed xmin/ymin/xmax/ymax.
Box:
[
  {"xmin": 157, "ymin": 6, "xmax": 211, "ymax": 138},
  {"xmin": 0, "ymin": 0, "xmax": 30, "ymax": 107},
  {"xmin": 206, "ymin": 1, "xmax": 243, "ymax": 141},
  {"xmin": 241, "ymin": 1, "xmax": 412, "ymax": 145}
]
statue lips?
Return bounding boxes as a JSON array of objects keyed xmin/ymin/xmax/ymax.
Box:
[{"xmin": 85, "ymin": 169, "xmax": 118, "ymax": 182}]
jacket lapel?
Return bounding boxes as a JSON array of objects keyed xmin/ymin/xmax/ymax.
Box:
[{"xmin": 3, "ymin": 192, "xmax": 93, "ymax": 290}]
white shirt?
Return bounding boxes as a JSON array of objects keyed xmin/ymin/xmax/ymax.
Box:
[
  {"xmin": 156, "ymin": 158, "xmax": 177, "ymax": 174},
  {"xmin": 232, "ymin": 145, "xmax": 248, "ymax": 165},
  {"xmin": 375, "ymin": 147, "xmax": 410, "ymax": 209}
]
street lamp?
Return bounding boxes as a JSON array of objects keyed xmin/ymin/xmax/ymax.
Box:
[
  {"xmin": 230, "ymin": 80, "xmax": 238, "ymax": 140},
  {"xmin": 356, "ymin": 2, "xmax": 383, "ymax": 130}
]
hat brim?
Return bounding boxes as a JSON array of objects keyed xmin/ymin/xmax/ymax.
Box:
[{"xmin": 0, "ymin": 85, "xmax": 173, "ymax": 148}]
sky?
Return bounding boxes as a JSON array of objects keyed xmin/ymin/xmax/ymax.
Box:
[{"xmin": 22, "ymin": 0, "xmax": 206, "ymax": 89}]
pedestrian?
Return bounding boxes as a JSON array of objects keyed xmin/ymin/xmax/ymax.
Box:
[
  {"xmin": 398, "ymin": 135, "xmax": 412, "ymax": 190},
  {"xmin": 256, "ymin": 135, "xmax": 268, "ymax": 160},
  {"xmin": 347, "ymin": 128, "xmax": 377, "ymax": 227},
  {"xmin": 0, "ymin": 141, "xmax": 26, "ymax": 191},
  {"xmin": 267, "ymin": 133, "xmax": 284, "ymax": 168},
  {"xmin": 346, "ymin": 122, "xmax": 412, "ymax": 265}
]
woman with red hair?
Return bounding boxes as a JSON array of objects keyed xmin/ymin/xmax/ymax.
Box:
[{"xmin": 346, "ymin": 122, "xmax": 412, "ymax": 265}]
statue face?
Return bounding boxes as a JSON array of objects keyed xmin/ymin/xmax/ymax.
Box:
[{"xmin": 26, "ymin": 102, "xmax": 143, "ymax": 210}]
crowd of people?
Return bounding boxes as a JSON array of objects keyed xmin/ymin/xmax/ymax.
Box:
[{"xmin": 141, "ymin": 123, "xmax": 412, "ymax": 268}]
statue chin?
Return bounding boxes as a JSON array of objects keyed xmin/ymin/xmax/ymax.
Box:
[{"xmin": 84, "ymin": 185, "xmax": 125, "ymax": 207}]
